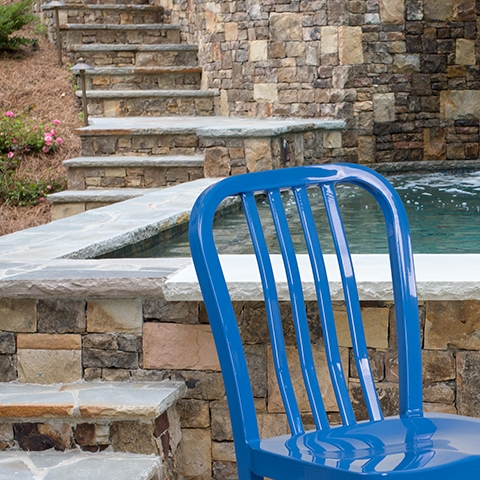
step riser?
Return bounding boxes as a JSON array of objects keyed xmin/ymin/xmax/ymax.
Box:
[
  {"xmin": 65, "ymin": 28, "xmax": 180, "ymax": 46},
  {"xmin": 80, "ymin": 133, "xmax": 201, "ymax": 156},
  {"xmin": 68, "ymin": 165, "xmax": 204, "ymax": 189},
  {"xmin": 59, "ymin": 10, "xmax": 165, "ymax": 25},
  {"xmin": 87, "ymin": 96, "xmax": 215, "ymax": 117},
  {"xmin": 85, "ymin": 72, "xmax": 202, "ymax": 90},
  {"xmin": 69, "ymin": 50, "xmax": 198, "ymax": 67}
]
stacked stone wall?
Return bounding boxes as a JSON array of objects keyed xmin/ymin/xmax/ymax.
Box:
[
  {"xmin": 2, "ymin": 296, "xmax": 480, "ymax": 479},
  {"xmin": 164, "ymin": 0, "xmax": 480, "ymax": 165}
]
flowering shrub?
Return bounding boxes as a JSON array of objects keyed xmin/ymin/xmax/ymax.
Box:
[
  {"xmin": 0, "ymin": 111, "xmax": 65, "ymax": 206},
  {"xmin": 0, "ymin": 111, "xmax": 63, "ymax": 161}
]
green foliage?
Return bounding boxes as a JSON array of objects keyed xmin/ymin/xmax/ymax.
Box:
[
  {"xmin": 0, "ymin": 111, "xmax": 66, "ymax": 206},
  {"xmin": 0, "ymin": 0, "xmax": 36, "ymax": 52}
]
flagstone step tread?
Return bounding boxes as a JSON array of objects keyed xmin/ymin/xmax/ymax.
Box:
[
  {"xmin": 76, "ymin": 116, "xmax": 347, "ymax": 137},
  {"xmin": 68, "ymin": 43, "xmax": 198, "ymax": 52},
  {"xmin": 48, "ymin": 188, "xmax": 164, "ymax": 203},
  {"xmin": 44, "ymin": 3, "xmax": 165, "ymax": 10},
  {"xmin": 86, "ymin": 66, "xmax": 202, "ymax": 75},
  {"xmin": 0, "ymin": 381, "xmax": 185, "ymax": 421},
  {"xmin": 61, "ymin": 23, "xmax": 179, "ymax": 30},
  {"xmin": 0, "ymin": 451, "xmax": 162, "ymax": 480},
  {"xmin": 76, "ymin": 89, "xmax": 214, "ymax": 98},
  {"xmin": 64, "ymin": 155, "xmax": 204, "ymax": 167}
]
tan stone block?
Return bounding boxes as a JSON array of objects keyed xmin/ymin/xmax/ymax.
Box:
[
  {"xmin": 0, "ymin": 424, "xmax": 13, "ymax": 442},
  {"xmin": 245, "ymin": 138, "xmax": 273, "ymax": 172},
  {"xmin": 204, "ymin": 146, "xmax": 230, "ymax": 177},
  {"xmin": 424, "ymin": 0, "xmax": 452, "ymax": 20},
  {"xmin": 323, "ymin": 130, "xmax": 342, "ymax": 149},
  {"xmin": 424, "ymin": 127, "xmax": 446, "ymax": 160},
  {"xmin": 253, "ymin": 83, "xmax": 278, "ymax": 103},
  {"xmin": 17, "ymin": 334, "xmax": 81, "ymax": 350},
  {"xmin": 334, "ymin": 306, "xmax": 389, "ymax": 349},
  {"xmin": 212, "ymin": 441, "xmax": 236, "ymax": 462},
  {"xmin": 0, "ymin": 299, "xmax": 36, "ymax": 333},
  {"xmin": 178, "ymin": 429, "xmax": 212, "ymax": 480},
  {"xmin": 423, "ymin": 350, "xmax": 455, "ymax": 384},
  {"xmin": 220, "ymin": 89, "xmax": 229, "ymax": 116},
  {"xmin": 270, "ymin": 13, "xmax": 303, "ymax": 42},
  {"xmin": 37, "ymin": 422, "xmax": 72, "ymax": 450},
  {"xmin": 51, "ymin": 203, "xmax": 86, "ymax": 221},
  {"xmin": 338, "ymin": 27, "xmax": 364, "ymax": 65},
  {"xmin": 379, "ymin": 0, "xmax": 405, "ymax": 23},
  {"xmin": 0, "ymin": 404, "xmax": 74, "ymax": 419},
  {"xmin": 257, "ymin": 413, "xmax": 289, "ymax": 438},
  {"xmin": 267, "ymin": 344, "xmax": 349, "ymax": 413},
  {"xmin": 205, "ymin": 6, "xmax": 216, "ymax": 34},
  {"xmin": 249, "ymin": 40, "xmax": 268, "ymax": 62},
  {"xmin": 143, "ymin": 322, "xmax": 220, "ymax": 371},
  {"xmin": 373, "ymin": 93, "xmax": 396, "ymax": 122},
  {"xmin": 424, "ymin": 403, "xmax": 457, "ymax": 414},
  {"xmin": 425, "ymin": 301, "xmax": 480, "ymax": 350},
  {"xmin": 453, "ymin": 0, "xmax": 476, "ymax": 20},
  {"xmin": 17, "ymin": 349, "xmax": 82, "ymax": 384},
  {"xmin": 424, "ymin": 382, "xmax": 455, "ymax": 404},
  {"xmin": 87, "ymin": 299, "xmax": 142, "ymax": 334},
  {"xmin": 456, "ymin": 39, "xmax": 476, "ymax": 66},
  {"xmin": 321, "ymin": 26, "xmax": 338, "ymax": 55},
  {"xmin": 440, "ymin": 90, "xmax": 480, "ymax": 120},
  {"xmin": 358, "ymin": 135, "xmax": 375, "ymax": 163},
  {"xmin": 104, "ymin": 167, "xmax": 126, "ymax": 177},
  {"xmin": 393, "ymin": 54, "xmax": 420, "ymax": 73},
  {"xmin": 102, "ymin": 100, "xmax": 120, "ymax": 117},
  {"xmin": 224, "ymin": 22, "xmax": 238, "ymax": 41}
]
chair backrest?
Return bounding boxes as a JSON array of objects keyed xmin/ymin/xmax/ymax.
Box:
[{"xmin": 189, "ymin": 164, "xmax": 423, "ymax": 449}]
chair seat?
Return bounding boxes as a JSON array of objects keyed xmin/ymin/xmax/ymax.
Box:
[{"xmin": 253, "ymin": 413, "xmax": 480, "ymax": 479}]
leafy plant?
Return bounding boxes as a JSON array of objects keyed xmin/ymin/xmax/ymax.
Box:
[
  {"xmin": 0, "ymin": 0, "xmax": 36, "ymax": 52},
  {"xmin": 0, "ymin": 174, "xmax": 65, "ymax": 206}
]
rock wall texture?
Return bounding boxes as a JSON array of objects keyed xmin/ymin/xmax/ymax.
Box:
[
  {"xmin": 164, "ymin": 0, "xmax": 480, "ymax": 165},
  {"xmin": 1, "ymin": 296, "xmax": 478, "ymax": 479}
]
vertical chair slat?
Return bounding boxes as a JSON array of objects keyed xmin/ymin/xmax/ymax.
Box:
[
  {"xmin": 293, "ymin": 186, "xmax": 356, "ymax": 427},
  {"xmin": 321, "ymin": 183, "xmax": 383, "ymax": 422},
  {"xmin": 242, "ymin": 192, "xmax": 304, "ymax": 436},
  {"xmin": 267, "ymin": 188, "xmax": 330, "ymax": 431}
]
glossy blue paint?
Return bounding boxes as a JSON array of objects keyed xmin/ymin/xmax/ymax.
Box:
[{"xmin": 189, "ymin": 164, "xmax": 480, "ymax": 479}]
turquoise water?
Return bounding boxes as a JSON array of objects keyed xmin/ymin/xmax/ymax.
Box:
[{"xmin": 127, "ymin": 172, "xmax": 480, "ymax": 257}]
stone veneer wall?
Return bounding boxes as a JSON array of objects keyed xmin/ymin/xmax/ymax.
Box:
[
  {"xmin": 1, "ymin": 296, "xmax": 480, "ymax": 479},
  {"xmin": 161, "ymin": 0, "xmax": 480, "ymax": 165}
]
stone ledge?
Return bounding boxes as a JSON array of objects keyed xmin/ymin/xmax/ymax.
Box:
[
  {"xmin": 48, "ymin": 188, "xmax": 163, "ymax": 204},
  {"xmin": 364, "ymin": 159, "xmax": 480, "ymax": 174},
  {"xmin": 0, "ymin": 451, "xmax": 162, "ymax": 480},
  {"xmin": 61, "ymin": 23, "xmax": 178, "ymax": 31},
  {"xmin": 43, "ymin": 3, "xmax": 165, "ymax": 11},
  {"xmin": 86, "ymin": 66, "xmax": 202, "ymax": 75},
  {"xmin": 68, "ymin": 44, "xmax": 198, "ymax": 52},
  {"xmin": 63, "ymin": 155, "xmax": 204, "ymax": 168},
  {"xmin": 0, "ymin": 381, "xmax": 185, "ymax": 421},
  {"xmin": 76, "ymin": 90, "xmax": 214, "ymax": 99}
]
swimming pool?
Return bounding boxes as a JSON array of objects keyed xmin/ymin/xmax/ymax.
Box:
[{"xmin": 106, "ymin": 171, "xmax": 480, "ymax": 257}]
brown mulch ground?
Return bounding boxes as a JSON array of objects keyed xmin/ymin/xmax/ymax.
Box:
[{"xmin": 0, "ymin": 20, "xmax": 82, "ymax": 235}]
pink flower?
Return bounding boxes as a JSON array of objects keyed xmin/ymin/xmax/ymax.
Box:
[
  {"xmin": 7, "ymin": 152, "xmax": 14, "ymax": 159},
  {"xmin": 53, "ymin": 119, "xmax": 60, "ymax": 125},
  {"xmin": 12, "ymin": 139, "xmax": 16, "ymax": 144},
  {"xmin": 33, "ymin": 125, "xmax": 38, "ymax": 131},
  {"xmin": 39, "ymin": 197, "xmax": 45, "ymax": 202},
  {"xmin": 42, "ymin": 146, "xmax": 49, "ymax": 153},
  {"xmin": 50, "ymin": 129, "xmax": 56, "ymax": 135},
  {"xmin": 5, "ymin": 111, "xmax": 13, "ymax": 117},
  {"xmin": 44, "ymin": 134, "xmax": 53, "ymax": 142},
  {"xmin": 55, "ymin": 137, "xmax": 63, "ymax": 145},
  {"xmin": 47, "ymin": 185, "xmax": 52, "ymax": 189}
]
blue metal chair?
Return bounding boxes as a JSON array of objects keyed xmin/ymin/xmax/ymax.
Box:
[{"xmin": 189, "ymin": 164, "xmax": 480, "ymax": 479}]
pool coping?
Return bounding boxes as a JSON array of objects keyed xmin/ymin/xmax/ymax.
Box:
[{"xmin": 0, "ymin": 176, "xmax": 478, "ymax": 301}]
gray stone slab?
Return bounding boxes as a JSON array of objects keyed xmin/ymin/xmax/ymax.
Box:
[
  {"xmin": 86, "ymin": 66, "xmax": 202, "ymax": 75},
  {"xmin": 44, "ymin": 3, "xmax": 166, "ymax": 10},
  {"xmin": 63, "ymin": 23, "xmax": 178, "ymax": 30},
  {"xmin": 77, "ymin": 89, "xmax": 214, "ymax": 99},
  {"xmin": 63, "ymin": 155, "xmax": 204, "ymax": 168},
  {"xmin": 0, "ymin": 452, "xmax": 162, "ymax": 480},
  {"xmin": 68, "ymin": 44, "xmax": 198, "ymax": 52},
  {"xmin": 48, "ymin": 188, "xmax": 162, "ymax": 204}
]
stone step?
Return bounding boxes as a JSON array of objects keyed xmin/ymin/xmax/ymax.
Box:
[
  {"xmin": 0, "ymin": 381, "xmax": 184, "ymax": 456},
  {"xmin": 48, "ymin": 188, "xmax": 163, "ymax": 219},
  {"xmin": 77, "ymin": 89, "xmax": 215, "ymax": 117},
  {"xmin": 68, "ymin": 43, "xmax": 198, "ymax": 67},
  {"xmin": 63, "ymin": 155, "xmax": 204, "ymax": 190},
  {"xmin": 84, "ymin": 66, "xmax": 202, "ymax": 91},
  {"xmin": 63, "ymin": 23, "xmax": 181, "ymax": 45},
  {"xmin": 55, "ymin": 4, "xmax": 166, "ymax": 25},
  {"xmin": 0, "ymin": 451, "xmax": 162, "ymax": 480}
]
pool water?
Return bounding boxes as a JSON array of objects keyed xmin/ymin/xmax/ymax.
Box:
[{"xmin": 129, "ymin": 172, "xmax": 480, "ymax": 257}]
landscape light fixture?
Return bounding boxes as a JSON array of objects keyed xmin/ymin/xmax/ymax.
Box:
[
  {"xmin": 43, "ymin": 0, "xmax": 66, "ymax": 66},
  {"xmin": 71, "ymin": 59, "xmax": 94, "ymax": 127}
]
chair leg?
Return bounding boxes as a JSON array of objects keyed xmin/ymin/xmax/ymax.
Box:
[{"xmin": 237, "ymin": 463, "xmax": 263, "ymax": 480}]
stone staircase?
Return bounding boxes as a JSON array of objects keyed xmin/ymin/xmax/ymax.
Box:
[{"xmin": 43, "ymin": 0, "xmax": 215, "ymax": 219}]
